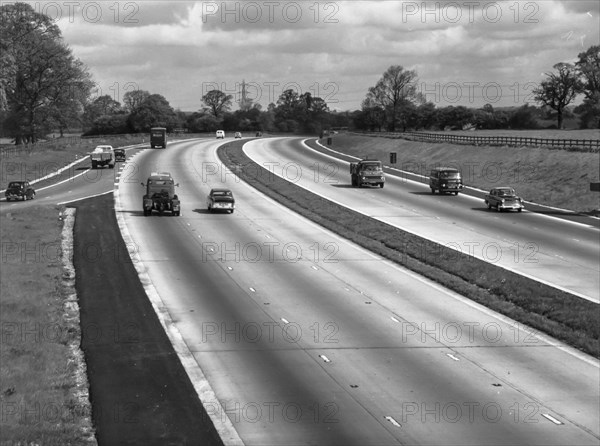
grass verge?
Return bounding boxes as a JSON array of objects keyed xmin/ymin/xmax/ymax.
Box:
[
  {"xmin": 218, "ymin": 140, "xmax": 599, "ymax": 359},
  {"xmin": 0, "ymin": 205, "xmax": 95, "ymax": 444}
]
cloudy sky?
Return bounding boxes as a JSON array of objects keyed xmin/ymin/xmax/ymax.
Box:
[{"xmin": 26, "ymin": 0, "xmax": 600, "ymax": 111}]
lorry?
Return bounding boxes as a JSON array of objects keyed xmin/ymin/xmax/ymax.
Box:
[
  {"xmin": 350, "ymin": 159, "xmax": 385, "ymax": 188},
  {"xmin": 90, "ymin": 145, "xmax": 115, "ymax": 169},
  {"xmin": 141, "ymin": 172, "xmax": 181, "ymax": 216},
  {"xmin": 150, "ymin": 127, "xmax": 167, "ymax": 148}
]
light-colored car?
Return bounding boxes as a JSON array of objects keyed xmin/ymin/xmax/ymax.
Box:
[
  {"xmin": 216, "ymin": 130, "xmax": 225, "ymax": 139},
  {"xmin": 484, "ymin": 187, "xmax": 524, "ymax": 212},
  {"xmin": 234, "ymin": 132, "xmax": 242, "ymax": 139},
  {"xmin": 207, "ymin": 188, "xmax": 235, "ymax": 213}
]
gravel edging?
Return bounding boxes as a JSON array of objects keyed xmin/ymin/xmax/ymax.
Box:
[
  {"xmin": 217, "ymin": 139, "xmax": 599, "ymax": 359},
  {"xmin": 61, "ymin": 207, "xmax": 98, "ymax": 444}
]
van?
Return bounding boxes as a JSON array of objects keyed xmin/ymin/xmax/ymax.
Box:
[
  {"xmin": 429, "ymin": 167, "xmax": 463, "ymax": 195},
  {"xmin": 216, "ymin": 130, "xmax": 225, "ymax": 139}
]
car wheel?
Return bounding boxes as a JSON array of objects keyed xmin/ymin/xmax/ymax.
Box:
[
  {"xmin": 454, "ymin": 192, "xmax": 458, "ymax": 195},
  {"xmin": 22, "ymin": 194, "xmax": 27, "ymax": 201},
  {"xmin": 487, "ymin": 203, "xmax": 492, "ymax": 210},
  {"xmin": 431, "ymin": 188, "xmax": 435, "ymax": 194},
  {"xmin": 30, "ymin": 192, "xmax": 35, "ymax": 200},
  {"xmin": 379, "ymin": 183, "xmax": 384, "ymax": 188},
  {"xmin": 518, "ymin": 208, "xmax": 522, "ymax": 212},
  {"xmin": 496, "ymin": 205, "xmax": 500, "ymax": 212}
]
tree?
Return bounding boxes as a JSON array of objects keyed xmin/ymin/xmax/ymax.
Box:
[
  {"xmin": 128, "ymin": 94, "xmax": 179, "ymax": 132},
  {"xmin": 123, "ymin": 89, "xmax": 150, "ymax": 113},
  {"xmin": 83, "ymin": 95, "xmax": 122, "ymax": 128},
  {"xmin": 508, "ymin": 104, "xmax": 540, "ymax": 129},
  {"xmin": 534, "ymin": 63, "xmax": 582, "ymax": 129},
  {"xmin": 1, "ymin": 3, "xmax": 93, "ymax": 143},
  {"xmin": 364, "ymin": 65, "xmax": 418, "ymax": 131},
  {"xmin": 202, "ymin": 90, "xmax": 232, "ymax": 118},
  {"xmin": 575, "ymin": 45, "xmax": 600, "ymax": 128}
]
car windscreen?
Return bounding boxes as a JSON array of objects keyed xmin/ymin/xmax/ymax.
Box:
[
  {"xmin": 440, "ymin": 171, "xmax": 460, "ymax": 179},
  {"xmin": 8, "ymin": 182, "xmax": 23, "ymax": 188},
  {"xmin": 362, "ymin": 163, "xmax": 382, "ymax": 171}
]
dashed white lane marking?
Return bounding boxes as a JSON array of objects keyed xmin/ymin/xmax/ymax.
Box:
[
  {"xmin": 385, "ymin": 416, "xmax": 401, "ymax": 427},
  {"xmin": 542, "ymin": 413, "xmax": 564, "ymax": 425}
]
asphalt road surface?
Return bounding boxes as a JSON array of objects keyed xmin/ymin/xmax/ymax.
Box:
[
  {"xmin": 243, "ymin": 137, "xmax": 600, "ymax": 302},
  {"xmin": 115, "ymin": 138, "xmax": 599, "ymax": 445}
]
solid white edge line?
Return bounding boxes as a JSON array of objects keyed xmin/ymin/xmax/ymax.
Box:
[
  {"xmin": 0, "ymin": 142, "xmax": 148, "ymax": 194},
  {"xmin": 57, "ymin": 190, "xmax": 113, "ymax": 205},
  {"xmin": 239, "ymin": 138, "xmax": 599, "ymax": 367},
  {"xmin": 254, "ymin": 138, "xmax": 597, "ymax": 303},
  {"xmin": 312, "ymin": 138, "xmax": 600, "ymax": 227},
  {"xmin": 114, "ymin": 155, "xmax": 244, "ymax": 446}
]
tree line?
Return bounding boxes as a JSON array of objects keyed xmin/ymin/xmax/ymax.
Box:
[{"xmin": 1, "ymin": 2, "xmax": 598, "ymax": 145}]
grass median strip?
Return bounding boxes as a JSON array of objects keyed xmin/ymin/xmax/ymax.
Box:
[{"xmin": 218, "ymin": 140, "xmax": 599, "ymax": 359}]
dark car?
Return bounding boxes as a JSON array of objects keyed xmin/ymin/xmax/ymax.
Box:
[
  {"xmin": 429, "ymin": 167, "xmax": 463, "ymax": 195},
  {"xmin": 114, "ymin": 148, "xmax": 126, "ymax": 162},
  {"xmin": 5, "ymin": 181, "xmax": 36, "ymax": 201},
  {"xmin": 485, "ymin": 187, "xmax": 525, "ymax": 212},
  {"xmin": 207, "ymin": 188, "xmax": 235, "ymax": 213}
]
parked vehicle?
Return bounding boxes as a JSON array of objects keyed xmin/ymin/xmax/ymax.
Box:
[
  {"xmin": 429, "ymin": 167, "xmax": 463, "ymax": 195},
  {"xmin": 485, "ymin": 187, "xmax": 525, "ymax": 212},
  {"xmin": 141, "ymin": 172, "xmax": 180, "ymax": 216},
  {"xmin": 207, "ymin": 188, "xmax": 235, "ymax": 213},
  {"xmin": 5, "ymin": 181, "xmax": 35, "ymax": 201},
  {"xmin": 350, "ymin": 159, "xmax": 385, "ymax": 188},
  {"xmin": 150, "ymin": 127, "xmax": 167, "ymax": 148},
  {"xmin": 90, "ymin": 145, "xmax": 115, "ymax": 169}
]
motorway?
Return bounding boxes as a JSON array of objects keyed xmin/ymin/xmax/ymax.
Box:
[
  {"xmin": 243, "ymin": 137, "xmax": 600, "ymax": 302},
  {"xmin": 112, "ymin": 138, "xmax": 599, "ymax": 445}
]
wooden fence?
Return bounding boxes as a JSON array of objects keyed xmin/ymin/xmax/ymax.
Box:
[{"xmin": 357, "ymin": 131, "xmax": 600, "ymax": 152}]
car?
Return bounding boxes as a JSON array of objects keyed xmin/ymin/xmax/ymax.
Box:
[
  {"xmin": 255, "ymin": 131, "xmax": 262, "ymax": 137},
  {"xmin": 207, "ymin": 188, "xmax": 235, "ymax": 213},
  {"xmin": 114, "ymin": 148, "xmax": 126, "ymax": 162},
  {"xmin": 429, "ymin": 167, "xmax": 463, "ymax": 195},
  {"xmin": 5, "ymin": 181, "xmax": 36, "ymax": 201},
  {"xmin": 484, "ymin": 187, "xmax": 525, "ymax": 212},
  {"xmin": 216, "ymin": 130, "xmax": 225, "ymax": 139},
  {"xmin": 234, "ymin": 132, "xmax": 242, "ymax": 139}
]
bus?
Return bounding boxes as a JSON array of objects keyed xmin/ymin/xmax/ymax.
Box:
[{"xmin": 150, "ymin": 127, "xmax": 167, "ymax": 148}]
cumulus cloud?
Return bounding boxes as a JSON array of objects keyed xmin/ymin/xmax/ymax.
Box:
[{"xmin": 34, "ymin": 0, "xmax": 599, "ymax": 110}]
